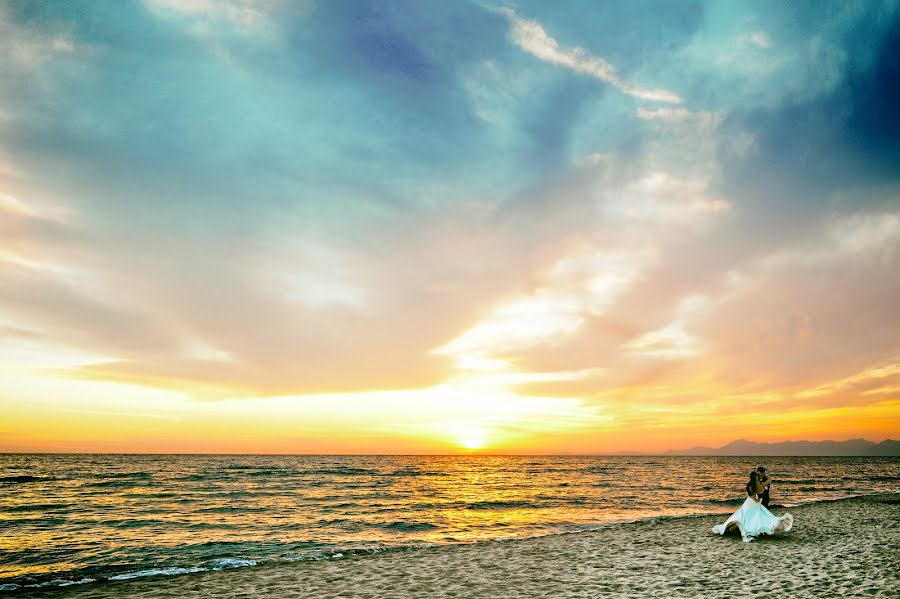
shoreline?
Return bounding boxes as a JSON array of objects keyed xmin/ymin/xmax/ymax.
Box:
[
  {"xmin": 2, "ymin": 491, "xmax": 888, "ymax": 592},
  {"xmin": 10, "ymin": 492, "xmax": 899, "ymax": 597}
]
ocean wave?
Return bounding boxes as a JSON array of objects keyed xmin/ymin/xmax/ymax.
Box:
[
  {"xmin": 0, "ymin": 577, "xmax": 95, "ymax": 592},
  {"xmin": 109, "ymin": 567, "xmax": 206, "ymax": 581},
  {"xmin": 101, "ymin": 472, "xmax": 153, "ymax": 480},
  {"xmin": 98, "ymin": 518, "xmax": 167, "ymax": 529},
  {"xmin": 245, "ymin": 469, "xmax": 295, "ymax": 478},
  {"xmin": 84, "ymin": 479, "xmax": 145, "ymax": 488},
  {"xmin": 387, "ymin": 468, "xmax": 446, "ymax": 477},
  {"xmin": 315, "ymin": 517, "xmax": 354, "ymax": 526},
  {"xmin": 0, "ymin": 475, "xmax": 51, "ymax": 484},
  {"xmin": 583, "ymin": 466, "xmax": 614, "ymax": 474},
  {"xmin": 198, "ymin": 506, "xmax": 269, "ymax": 514},
  {"xmin": 380, "ymin": 521, "xmax": 440, "ymax": 532},
  {"xmin": 174, "ymin": 473, "xmax": 210, "ymax": 482},
  {"xmin": 7, "ymin": 516, "xmax": 68, "ymax": 526},
  {"xmin": 2, "ymin": 503, "xmax": 71, "ymax": 513},
  {"xmin": 211, "ymin": 559, "xmax": 257, "ymax": 570},
  {"xmin": 465, "ymin": 500, "xmax": 534, "ymax": 510},
  {"xmin": 320, "ymin": 501, "xmax": 359, "ymax": 509},
  {"xmin": 122, "ymin": 491, "xmax": 182, "ymax": 499},
  {"xmin": 184, "ymin": 521, "xmax": 240, "ymax": 531},
  {"xmin": 705, "ymin": 498, "xmax": 745, "ymax": 506},
  {"xmin": 0, "ymin": 545, "xmax": 430, "ymax": 591},
  {"xmin": 304, "ymin": 468, "xmax": 377, "ymax": 476}
]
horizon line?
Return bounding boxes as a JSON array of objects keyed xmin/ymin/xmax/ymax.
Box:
[{"xmin": 3, "ymin": 439, "xmax": 895, "ymax": 458}]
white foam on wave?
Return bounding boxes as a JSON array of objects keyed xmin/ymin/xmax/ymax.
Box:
[
  {"xmin": 109, "ymin": 567, "xmax": 205, "ymax": 581},
  {"xmin": 0, "ymin": 577, "xmax": 97, "ymax": 591},
  {"xmin": 212, "ymin": 559, "xmax": 257, "ymax": 570},
  {"xmin": 0, "ymin": 578, "xmax": 97, "ymax": 591},
  {"xmin": 55, "ymin": 577, "xmax": 96, "ymax": 587}
]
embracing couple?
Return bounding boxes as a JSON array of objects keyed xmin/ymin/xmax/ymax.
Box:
[{"xmin": 713, "ymin": 466, "xmax": 794, "ymax": 543}]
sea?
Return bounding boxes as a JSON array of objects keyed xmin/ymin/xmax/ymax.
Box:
[{"xmin": 1, "ymin": 454, "xmax": 898, "ymax": 592}]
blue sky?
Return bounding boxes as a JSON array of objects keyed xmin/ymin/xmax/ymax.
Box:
[{"xmin": 1, "ymin": 0, "xmax": 898, "ymax": 452}]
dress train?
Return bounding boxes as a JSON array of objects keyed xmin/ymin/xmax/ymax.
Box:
[{"xmin": 712, "ymin": 497, "xmax": 793, "ymax": 542}]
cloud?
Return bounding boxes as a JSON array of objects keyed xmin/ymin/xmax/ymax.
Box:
[
  {"xmin": 1, "ymin": 187, "xmax": 584, "ymax": 397},
  {"xmin": 795, "ymin": 363, "xmax": 900, "ymax": 400},
  {"xmin": 635, "ymin": 107, "xmax": 693, "ymax": 122},
  {"xmin": 635, "ymin": 107, "xmax": 723, "ymax": 132},
  {"xmin": 495, "ymin": 7, "xmax": 682, "ymax": 104},
  {"xmin": 691, "ymin": 209, "xmax": 900, "ymax": 393},
  {"xmin": 717, "ymin": 8, "xmax": 900, "ymax": 216},
  {"xmin": 143, "ymin": 0, "xmax": 295, "ymax": 35},
  {"xmin": 744, "ymin": 31, "xmax": 772, "ymax": 49},
  {"xmin": 1, "ymin": 1, "xmax": 899, "ymax": 451},
  {"xmin": 0, "ymin": 5, "xmax": 78, "ymax": 78},
  {"xmin": 431, "ymin": 159, "xmax": 732, "ymax": 390},
  {"xmin": 624, "ymin": 295, "xmax": 708, "ymax": 360}
]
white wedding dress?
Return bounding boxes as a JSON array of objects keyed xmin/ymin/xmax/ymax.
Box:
[{"xmin": 712, "ymin": 496, "xmax": 793, "ymax": 542}]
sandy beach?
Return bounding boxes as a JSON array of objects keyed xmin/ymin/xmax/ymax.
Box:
[{"xmin": 26, "ymin": 493, "xmax": 897, "ymax": 598}]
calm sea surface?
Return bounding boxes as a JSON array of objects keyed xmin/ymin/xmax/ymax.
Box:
[{"xmin": 1, "ymin": 454, "xmax": 898, "ymax": 591}]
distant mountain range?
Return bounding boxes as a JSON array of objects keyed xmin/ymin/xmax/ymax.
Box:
[{"xmin": 661, "ymin": 438, "xmax": 900, "ymax": 456}]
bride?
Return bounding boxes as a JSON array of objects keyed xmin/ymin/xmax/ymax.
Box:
[{"xmin": 712, "ymin": 470, "xmax": 794, "ymax": 542}]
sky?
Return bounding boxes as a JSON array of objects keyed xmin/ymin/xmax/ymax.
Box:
[{"xmin": 1, "ymin": 0, "xmax": 899, "ymax": 454}]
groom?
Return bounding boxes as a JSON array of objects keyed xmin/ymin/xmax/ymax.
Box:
[{"xmin": 756, "ymin": 466, "xmax": 771, "ymax": 507}]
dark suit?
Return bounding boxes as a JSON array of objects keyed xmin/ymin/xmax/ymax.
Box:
[{"xmin": 746, "ymin": 480, "xmax": 771, "ymax": 507}]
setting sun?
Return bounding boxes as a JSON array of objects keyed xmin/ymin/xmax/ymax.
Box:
[{"xmin": 458, "ymin": 426, "xmax": 487, "ymax": 451}]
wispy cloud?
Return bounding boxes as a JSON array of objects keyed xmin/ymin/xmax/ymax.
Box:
[
  {"xmin": 625, "ymin": 295, "xmax": 708, "ymax": 360},
  {"xmin": 796, "ymin": 362, "xmax": 900, "ymax": 399},
  {"xmin": 495, "ymin": 7, "xmax": 682, "ymax": 103},
  {"xmin": 433, "ymin": 247, "xmax": 648, "ymax": 373},
  {"xmin": 143, "ymin": 0, "xmax": 293, "ymax": 34},
  {"xmin": 742, "ymin": 31, "xmax": 772, "ymax": 49}
]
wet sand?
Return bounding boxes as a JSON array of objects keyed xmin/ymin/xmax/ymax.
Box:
[{"xmin": 29, "ymin": 494, "xmax": 900, "ymax": 598}]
